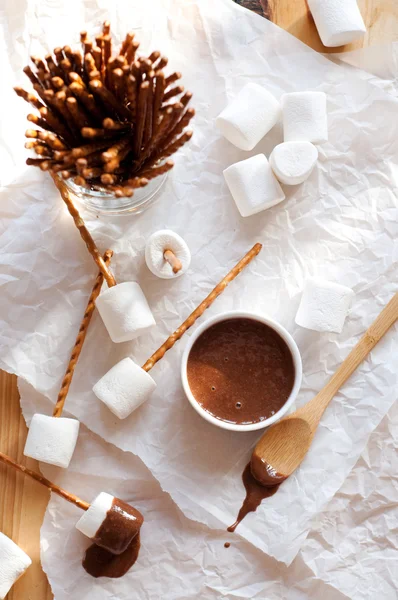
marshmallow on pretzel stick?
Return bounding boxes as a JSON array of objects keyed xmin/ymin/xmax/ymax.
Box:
[
  {"xmin": 0, "ymin": 451, "xmax": 143, "ymax": 557},
  {"xmin": 145, "ymin": 229, "xmax": 191, "ymax": 279},
  {"xmin": 49, "ymin": 186, "xmax": 156, "ymax": 343},
  {"xmin": 24, "ymin": 250, "xmax": 113, "ymax": 469},
  {"xmin": 93, "ymin": 243, "xmax": 262, "ymax": 419}
]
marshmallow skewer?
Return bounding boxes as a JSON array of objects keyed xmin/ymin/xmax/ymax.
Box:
[
  {"xmin": 0, "ymin": 452, "xmax": 144, "ymax": 561},
  {"xmin": 53, "ymin": 249, "xmax": 113, "ymax": 418},
  {"xmin": 145, "ymin": 230, "xmax": 190, "ymax": 278},
  {"xmin": 142, "ymin": 242, "xmax": 262, "ymax": 372},
  {"xmin": 52, "ymin": 175, "xmax": 117, "ymax": 287},
  {"xmin": 24, "ymin": 251, "xmax": 114, "ymax": 469},
  {"xmin": 0, "ymin": 451, "xmax": 90, "ymax": 511}
]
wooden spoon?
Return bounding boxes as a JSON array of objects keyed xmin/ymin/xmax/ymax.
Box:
[{"xmin": 251, "ymin": 292, "xmax": 398, "ymax": 487}]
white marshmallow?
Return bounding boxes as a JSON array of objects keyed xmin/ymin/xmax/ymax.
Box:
[
  {"xmin": 269, "ymin": 142, "xmax": 318, "ymax": 185},
  {"xmin": 223, "ymin": 154, "xmax": 285, "ymax": 217},
  {"xmin": 93, "ymin": 357, "xmax": 157, "ymax": 419},
  {"xmin": 282, "ymin": 92, "xmax": 328, "ymax": 144},
  {"xmin": 295, "ymin": 278, "xmax": 354, "ymax": 333},
  {"xmin": 145, "ymin": 230, "xmax": 191, "ymax": 279},
  {"xmin": 24, "ymin": 414, "xmax": 80, "ymax": 469},
  {"xmin": 307, "ymin": 0, "xmax": 366, "ymax": 47},
  {"xmin": 216, "ymin": 83, "xmax": 281, "ymax": 151},
  {"xmin": 96, "ymin": 281, "xmax": 155, "ymax": 344},
  {"xmin": 0, "ymin": 532, "xmax": 31, "ymax": 599},
  {"xmin": 75, "ymin": 492, "xmax": 114, "ymax": 539}
]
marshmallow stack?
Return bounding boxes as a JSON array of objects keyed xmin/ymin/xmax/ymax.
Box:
[
  {"xmin": 307, "ymin": 0, "xmax": 366, "ymax": 47},
  {"xmin": 145, "ymin": 230, "xmax": 191, "ymax": 279},
  {"xmin": 24, "ymin": 414, "xmax": 80, "ymax": 469},
  {"xmin": 269, "ymin": 142, "xmax": 318, "ymax": 185},
  {"xmin": 216, "ymin": 83, "xmax": 281, "ymax": 151},
  {"xmin": 0, "ymin": 533, "xmax": 31, "ymax": 599},
  {"xmin": 224, "ymin": 154, "xmax": 285, "ymax": 217},
  {"xmin": 93, "ymin": 357, "xmax": 157, "ymax": 419},
  {"xmin": 296, "ymin": 277, "xmax": 354, "ymax": 333},
  {"xmin": 96, "ymin": 281, "xmax": 155, "ymax": 343},
  {"xmin": 282, "ymin": 92, "xmax": 328, "ymax": 144}
]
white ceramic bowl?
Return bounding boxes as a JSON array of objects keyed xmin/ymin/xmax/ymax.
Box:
[{"xmin": 181, "ymin": 311, "xmax": 302, "ymax": 432}]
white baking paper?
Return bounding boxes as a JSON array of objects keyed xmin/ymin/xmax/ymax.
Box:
[
  {"xmin": 0, "ymin": 0, "xmax": 397, "ymax": 570},
  {"xmin": 19, "ymin": 381, "xmax": 398, "ymax": 600}
]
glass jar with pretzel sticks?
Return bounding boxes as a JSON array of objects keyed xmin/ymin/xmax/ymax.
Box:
[
  {"xmin": 16, "ymin": 20, "xmax": 194, "ymax": 217},
  {"xmin": 63, "ymin": 170, "xmax": 168, "ymax": 215}
]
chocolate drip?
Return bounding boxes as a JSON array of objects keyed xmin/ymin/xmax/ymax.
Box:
[
  {"xmin": 83, "ymin": 533, "xmax": 141, "ymax": 578},
  {"xmin": 227, "ymin": 462, "xmax": 281, "ymax": 532}
]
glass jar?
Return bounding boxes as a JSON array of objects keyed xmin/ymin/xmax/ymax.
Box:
[{"xmin": 63, "ymin": 173, "xmax": 168, "ymax": 216}]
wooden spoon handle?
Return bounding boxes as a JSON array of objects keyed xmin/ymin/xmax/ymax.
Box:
[{"xmin": 309, "ymin": 292, "xmax": 398, "ymax": 421}]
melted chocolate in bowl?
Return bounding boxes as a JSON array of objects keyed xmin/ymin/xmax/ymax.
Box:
[
  {"xmin": 83, "ymin": 498, "xmax": 144, "ymax": 578},
  {"xmin": 187, "ymin": 318, "xmax": 295, "ymax": 425}
]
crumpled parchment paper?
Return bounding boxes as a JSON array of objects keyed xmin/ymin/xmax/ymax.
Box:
[
  {"xmin": 20, "ymin": 380, "xmax": 397, "ymax": 600},
  {"xmin": 0, "ymin": 0, "xmax": 397, "ymax": 576}
]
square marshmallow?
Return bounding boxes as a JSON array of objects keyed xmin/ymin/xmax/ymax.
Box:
[
  {"xmin": 93, "ymin": 357, "xmax": 157, "ymax": 419},
  {"xmin": 24, "ymin": 414, "xmax": 80, "ymax": 469},
  {"xmin": 307, "ymin": 0, "xmax": 366, "ymax": 48},
  {"xmin": 295, "ymin": 278, "xmax": 354, "ymax": 333},
  {"xmin": 216, "ymin": 83, "xmax": 281, "ymax": 151},
  {"xmin": 0, "ymin": 532, "xmax": 31, "ymax": 599},
  {"xmin": 96, "ymin": 281, "xmax": 155, "ymax": 344},
  {"xmin": 282, "ymin": 92, "xmax": 328, "ymax": 144},
  {"xmin": 223, "ymin": 154, "xmax": 285, "ymax": 217}
]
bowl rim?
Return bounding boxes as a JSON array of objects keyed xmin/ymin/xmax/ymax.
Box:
[{"xmin": 180, "ymin": 310, "xmax": 302, "ymax": 432}]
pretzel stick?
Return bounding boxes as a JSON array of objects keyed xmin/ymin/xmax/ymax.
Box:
[
  {"xmin": 23, "ymin": 65, "xmax": 41, "ymax": 86},
  {"xmin": 143, "ymin": 71, "xmax": 154, "ymax": 145},
  {"xmin": 163, "ymin": 85, "xmax": 184, "ymax": 102},
  {"xmin": 154, "ymin": 56, "xmax": 168, "ymax": 70},
  {"xmin": 53, "ymin": 250, "xmax": 113, "ymax": 418},
  {"xmin": 161, "ymin": 130, "xmax": 193, "ymax": 159},
  {"xmin": 141, "ymin": 243, "xmax": 262, "ymax": 372},
  {"xmin": 138, "ymin": 160, "xmax": 174, "ymax": 180},
  {"xmin": 155, "ymin": 109, "xmax": 195, "ymax": 157},
  {"xmin": 69, "ymin": 82, "xmax": 104, "ymax": 122},
  {"xmin": 165, "ymin": 72, "xmax": 181, "ymax": 87},
  {"xmin": 0, "ymin": 451, "xmax": 90, "ymax": 511},
  {"xmin": 72, "ymin": 140, "xmax": 110, "ymax": 158},
  {"xmin": 126, "ymin": 40, "xmax": 140, "ymax": 64},
  {"xmin": 66, "ymin": 96, "xmax": 89, "ymax": 128},
  {"xmin": 152, "ymin": 71, "xmax": 165, "ymax": 132},
  {"xmin": 51, "ymin": 173, "xmax": 117, "ymax": 287},
  {"xmin": 89, "ymin": 79, "xmax": 131, "ymax": 120},
  {"xmin": 133, "ymin": 81, "xmax": 149, "ymax": 156},
  {"xmin": 14, "ymin": 87, "xmax": 44, "ymax": 110},
  {"xmin": 163, "ymin": 250, "xmax": 182, "ymax": 274},
  {"xmin": 120, "ymin": 32, "xmax": 134, "ymax": 55}
]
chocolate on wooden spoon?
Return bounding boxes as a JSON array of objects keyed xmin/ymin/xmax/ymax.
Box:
[{"xmin": 230, "ymin": 292, "xmax": 398, "ymax": 531}]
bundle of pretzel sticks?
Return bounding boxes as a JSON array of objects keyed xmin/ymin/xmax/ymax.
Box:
[{"xmin": 15, "ymin": 21, "xmax": 195, "ymax": 197}]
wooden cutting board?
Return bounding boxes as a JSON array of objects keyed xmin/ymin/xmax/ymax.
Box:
[{"xmin": 1, "ymin": 2, "xmax": 397, "ymax": 598}]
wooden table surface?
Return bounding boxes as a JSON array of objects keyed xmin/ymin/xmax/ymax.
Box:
[{"xmin": 1, "ymin": 1, "xmax": 397, "ymax": 599}]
